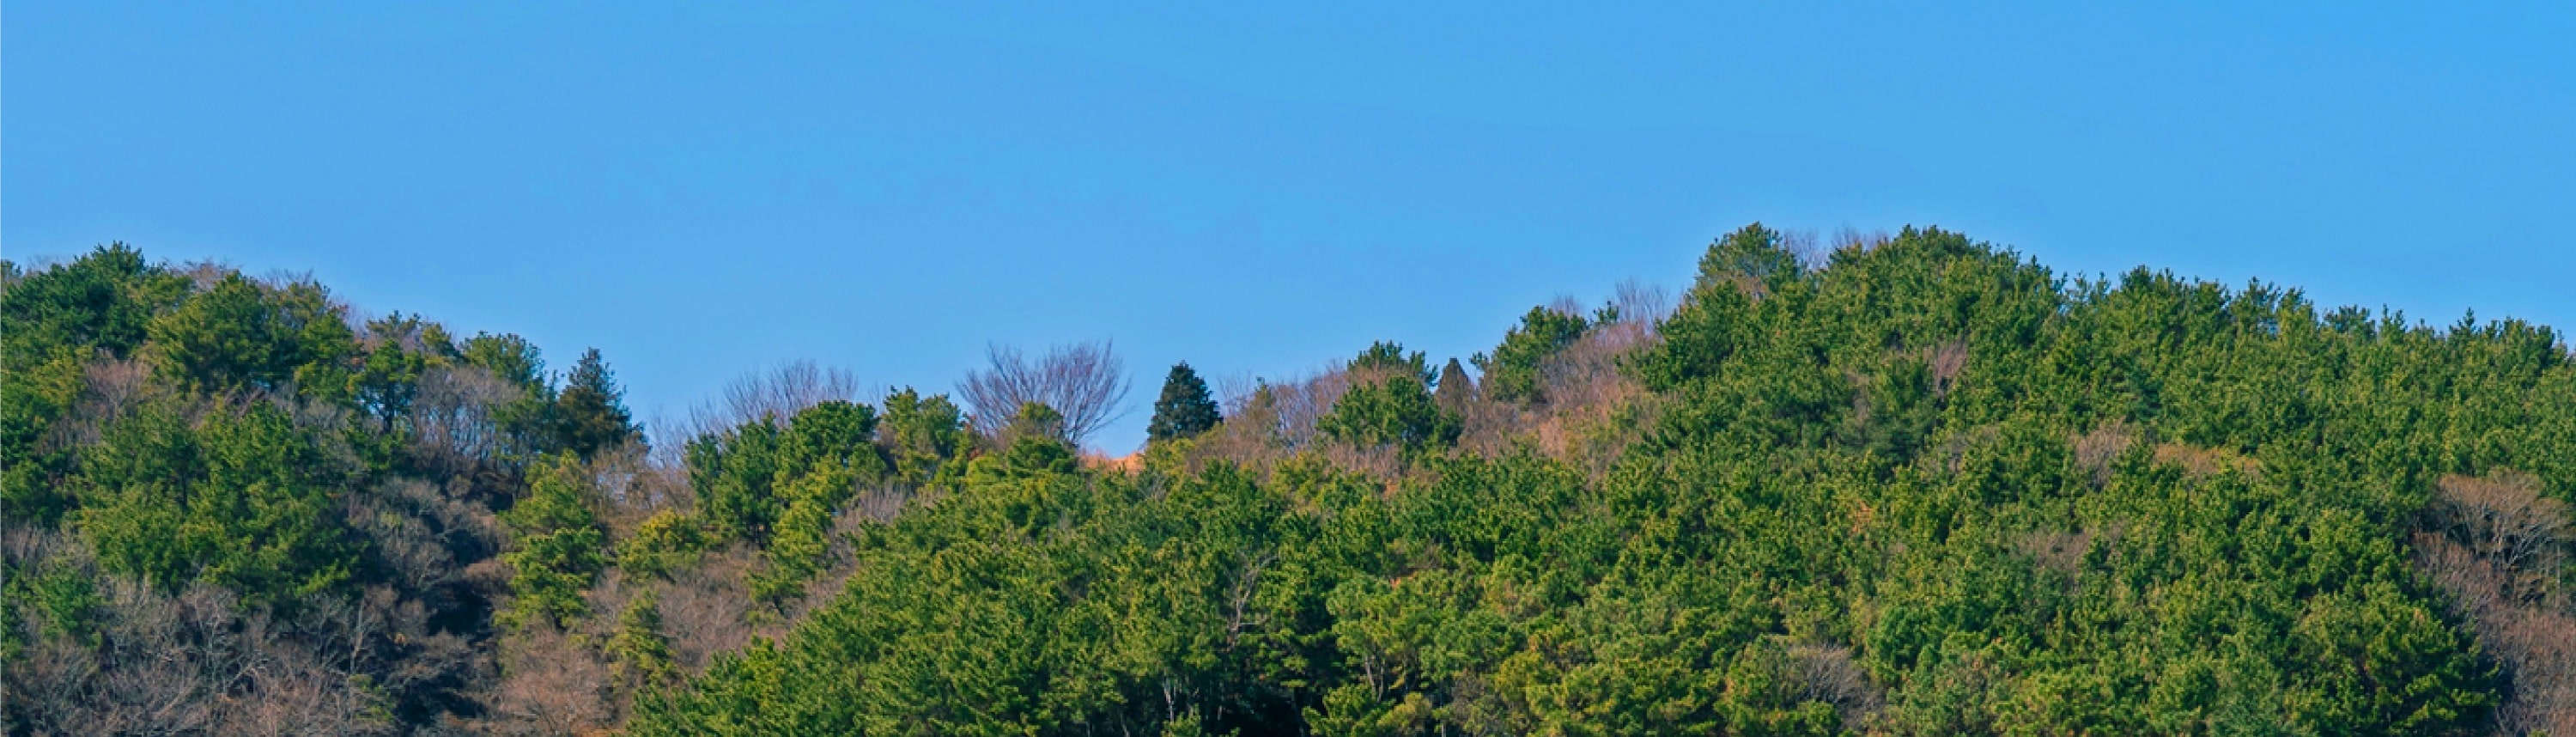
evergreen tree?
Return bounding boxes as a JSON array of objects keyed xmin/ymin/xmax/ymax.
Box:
[
  {"xmin": 74, "ymin": 403, "xmax": 359, "ymax": 601},
  {"xmin": 461, "ymin": 332, "xmax": 559, "ymax": 460},
  {"xmin": 1146, "ymin": 362, "xmax": 1222, "ymax": 442},
  {"xmin": 1433, "ymin": 356, "xmax": 1474, "ymax": 415},
  {"xmin": 552, "ymin": 347, "xmax": 640, "ymax": 459},
  {"xmin": 1320, "ymin": 344, "xmax": 1460, "ymax": 456},
  {"xmin": 1348, "ymin": 340, "xmax": 1432, "ymax": 382},
  {"xmin": 1693, "ymin": 221, "xmax": 1802, "ymax": 292},
  {"xmin": 609, "ymin": 589, "xmax": 678, "ymax": 687},
  {"xmin": 0, "ymin": 245, "xmax": 189, "ymax": 524},
  {"xmin": 143, "ymin": 272, "xmax": 357, "ymax": 399},
  {"xmin": 881, "ymin": 387, "xmax": 970, "ymax": 488},
  {"xmin": 1473, "ymin": 306, "xmax": 1590, "ymax": 404},
  {"xmin": 499, "ymin": 454, "xmax": 606, "ymax": 629}
]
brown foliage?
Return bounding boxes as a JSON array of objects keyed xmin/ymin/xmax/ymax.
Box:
[
  {"xmin": 409, "ymin": 364, "xmax": 528, "ymax": 479},
  {"xmin": 661, "ymin": 359, "xmax": 864, "ymax": 455},
  {"xmin": 959, "ymin": 341, "xmax": 1131, "ymax": 448},
  {"xmin": 1457, "ymin": 310, "xmax": 1665, "ymax": 480},
  {"xmin": 472, "ymin": 626, "xmax": 613, "ymax": 736},
  {"xmin": 2069, "ymin": 420, "xmax": 2138, "ymax": 487},
  {"xmin": 649, "ymin": 546, "xmax": 762, "ymax": 673},
  {"xmin": 1784, "ymin": 642, "xmax": 1885, "ymax": 728},
  {"xmin": 2151, "ymin": 442, "xmax": 2261, "ymax": 481},
  {"xmin": 2018, "ymin": 528, "xmax": 2093, "ymax": 578},
  {"xmin": 1, "ymin": 530, "xmax": 420, "ymax": 735},
  {"xmin": 2413, "ymin": 472, "xmax": 2576, "ymax": 736}
]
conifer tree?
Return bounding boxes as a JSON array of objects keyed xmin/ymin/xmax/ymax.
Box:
[
  {"xmin": 1473, "ymin": 306, "xmax": 1589, "ymax": 405},
  {"xmin": 553, "ymin": 347, "xmax": 640, "ymax": 459},
  {"xmin": 882, "ymin": 387, "xmax": 970, "ymax": 488},
  {"xmin": 1147, "ymin": 362, "xmax": 1222, "ymax": 442},
  {"xmin": 1433, "ymin": 356, "xmax": 1474, "ymax": 415},
  {"xmin": 609, "ymin": 589, "xmax": 678, "ymax": 687},
  {"xmin": 500, "ymin": 454, "xmax": 606, "ymax": 629}
]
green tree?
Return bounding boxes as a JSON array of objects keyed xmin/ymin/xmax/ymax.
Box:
[
  {"xmin": 552, "ymin": 347, "xmax": 640, "ymax": 459},
  {"xmin": 1473, "ymin": 306, "xmax": 1591, "ymax": 405},
  {"xmin": 500, "ymin": 454, "xmax": 607, "ymax": 629},
  {"xmin": 1433, "ymin": 356, "xmax": 1474, "ymax": 415},
  {"xmin": 143, "ymin": 272, "xmax": 357, "ymax": 399},
  {"xmin": 881, "ymin": 387, "xmax": 970, "ymax": 488},
  {"xmin": 1693, "ymin": 221, "xmax": 1803, "ymax": 293},
  {"xmin": 1319, "ymin": 375, "xmax": 1457, "ymax": 454},
  {"xmin": 611, "ymin": 589, "xmax": 680, "ymax": 687},
  {"xmin": 1147, "ymin": 362, "xmax": 1223, "ymax": 443},
  {"xmin": 1349, "ymin": 340, "xmax": 1431, "ymax": 382},
  {"xmin": 73, "ymin": 404, "xmax": 359, "ymax": 601},
  {"xmin": 753, "ymin": 401, "xmax": 888, "ymax": 603},
  {"xmin": 460, "ymin": 331, "xmax": 557, "ymax": 460}
]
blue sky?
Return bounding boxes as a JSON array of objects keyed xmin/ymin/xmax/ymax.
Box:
[{"xmin": 9, "ymin": 2, "xmax": 2572, "ymax": 451}]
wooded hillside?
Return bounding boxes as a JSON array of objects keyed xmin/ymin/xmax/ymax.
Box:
[{"xmin": 5, "ymin": 226, "xmax": 2571, "ymax": 735}]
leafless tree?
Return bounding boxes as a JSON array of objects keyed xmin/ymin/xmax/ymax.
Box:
[
  {"xmin": 958, "ymin": 340, "xmax": 1131, "ymax": 447},
  {"xmin": 664, "ymin": 359, "xmax": 864, "ymax": 448},
  {"xmin": 2413, "ymin": 472, "xmax": 2576, "ymax": 736},
  {"xmin": 1609, "ymin": 279, "xmax": 1674, "ymax": 335},
  {"xmin": 473, "ymin": 625, "xmax": 613, "ymax": 736},
  {"xmin": 1832, "ymin": 226, "xmax": 1893, "ymax": 259},
  {"xmin": 409, "ymin": 364, "xmax": 526, "ymax": 478}
]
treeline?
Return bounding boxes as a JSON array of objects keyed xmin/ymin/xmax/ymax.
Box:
[{"xmin": 4, "ymin": 228, "xmax": 2573, "ymax": 735}]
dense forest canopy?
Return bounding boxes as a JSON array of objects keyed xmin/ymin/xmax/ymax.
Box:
[{"xmin": 3, "ymin": 227, "xmax": 2572, "ymax": 735}]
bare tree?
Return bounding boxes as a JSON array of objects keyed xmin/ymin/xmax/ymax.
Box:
[
  {"xmin": 666, "ymin": 359, "xmax": 864, "ymax": 447},
  {"xmin": 2413, "ymin": 472, "xmax": 2576, "ymax": 735},
  {"xmin": 958, "ymin": 340, "xmax": 1131, "ymax": 447}
]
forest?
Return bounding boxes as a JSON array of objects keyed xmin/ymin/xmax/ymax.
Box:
[{"xmin": 3, "ymin": 226, "xmax": 2571, "ymax": 735}]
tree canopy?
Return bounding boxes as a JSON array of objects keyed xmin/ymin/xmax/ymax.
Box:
[
  {"xmin": 1149, "ymin": 361, "xmax": 1224, "ymax": 443},
  {"xmin": 9, "ymin": 230, "xmax": 2575, "ymax": 735}
]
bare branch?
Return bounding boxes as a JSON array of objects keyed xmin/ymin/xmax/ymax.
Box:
[{"xmin": 958, "ymin": 340, "xmax": 1132, "ymax": 447}]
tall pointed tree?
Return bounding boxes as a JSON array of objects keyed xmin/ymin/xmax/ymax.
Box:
[
  {"xmin": 553, "ymin": 347, "xmax": 640, "ymax": 459},
  {"xmin": 1147, "ymin": 362, "xmax": 1222, "ymax": 442},
  {"xmin": 1434, "ymin": 356, "xmax": 1474, "ymax": 415}
]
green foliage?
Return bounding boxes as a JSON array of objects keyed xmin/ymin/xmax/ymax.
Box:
[
  {"xmin": 636, "ymin": 222, "xmax": 2573, "ymax": 735},
  {"xmin": 72, "ymin": 403, "xmax": 360, "ymax": 601},
  {"xmin": 1320, "ymin": 341, "xmax": 1458, "ymax": 455},
  {"xmin": 500, "ymin": 454, "xmax": 607, "ymax": 629},
  {"xmin": 18, "ymin": 234, "xmax": 2572, "ymax": 735},
  {"xmin": 1472, "ymin": 306, "xmax": 1590, "ymax": 404},
  {"xmin": 1695, "ymin": 221, "xmax": 1805, "ymax": 293},
  {"xmin": 611, "ymin": 589, "xmax": 680, "ymax": 687},
  {"xmin": 460, "ymin": 331, "xmax": 559, "ymax": 459},
  {"xmin": 460, "ymin": 331, "xmax": 548, "ymax": 393},
  {"xmin": 1318, "ymin": 374, "xmax": 1458, "ymax": 455},
  {"xmin": 688, "ymin": 400, "xmax": 888, "ymax": 547},
  {"xmin": 0, "ymin": 244, "xmax": 185, "ymax": 362},
  {"xmin": 618, "ymin": 509, "xmax": 711, "ymax": 579},
  {"xmin": 1148, "ymin": 362, "xmax": 1224, "ymax": 443},
  {"xmin": 999, "ymin": 399, "xmax": 1070, "ymax": 444},
  {"xmin": 349, "ymin": 311, "xmax": 455, "ymax": 428},
  {"xmin": 880, "ymin": 387, "xmax": 970, "ymax": 488},
  {"xmin": 1350, "ymin": 340, "xmax": 1432, "ymax": 383},
  {"xmin": 2, "ymin": 555, "xmax": 103, "ymax": 647},
  {"xmin": 143, "ymin": 271, "xmax": 358, "ymax": 399},
  {"xmin": 551, "ymin": 347, "xmax": 640, "ymax": 459},
  {"xmin": 1, "ymin": 245, "xmax": 189, "ymax": 523},
  {"xmin": 689, "ymin": 418, "xmax": 791, "ymax": 544}
]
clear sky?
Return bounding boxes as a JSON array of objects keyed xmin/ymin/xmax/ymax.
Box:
[{"xmin": 9, "ymin": 3, "xmax": 2572, "ymax": 451}]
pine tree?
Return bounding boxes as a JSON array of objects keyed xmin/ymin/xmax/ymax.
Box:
[
  {"xmin": 553, "ymin": 347, "xmax": 640, "ymax": 459},
  {"xmin": 1147, "ymin": 362, "xmax": 1222, "ymax": 442},
  {"xmin": 1472, "ymin": 306, "xmax": 1589, "ymax": 405},
  {"xmin": 609, "ymin": 588, "xmax": 678, "ymax": 687},
  {"xmin": 1434, "ymin": 357, "xmax": 1474, "ymax": 415},
  {"xmin": 499, "ymin": 454, "xmax": 605, "ymax": 629}
]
